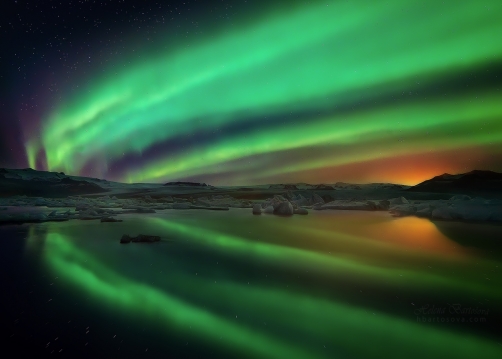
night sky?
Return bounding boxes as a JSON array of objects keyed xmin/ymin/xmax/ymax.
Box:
[{"xmin": 1, "ymin": 0, "xmax": 501, "ymax": 185}]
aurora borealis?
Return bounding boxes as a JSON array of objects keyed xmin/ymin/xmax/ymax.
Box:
[{"xmin": 3, "ymin": 0, "xmax": 502, "ymax": 184}]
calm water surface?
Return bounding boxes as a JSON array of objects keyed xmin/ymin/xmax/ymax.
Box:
[{"xmin": 1, "ymin": 209, "xmax": 501, "ymax": 358}]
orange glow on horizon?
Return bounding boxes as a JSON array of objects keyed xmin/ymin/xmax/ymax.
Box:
[{"xmin": 273, "ymin": 145, "xmax": 502, "ymax": 185}]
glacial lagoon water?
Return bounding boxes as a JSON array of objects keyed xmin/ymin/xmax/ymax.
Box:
[{"xmin": 1, "ymin": 209, "xmax": 502, "ymax": 358}]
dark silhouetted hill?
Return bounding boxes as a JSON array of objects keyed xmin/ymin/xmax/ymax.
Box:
[
  {"xmin": 0, "ymin": 168, "xmax": 107, "ymax": 197},
  {"xmin": 407, "ymin": 170, "xmax": 502, "ymax": 194}
]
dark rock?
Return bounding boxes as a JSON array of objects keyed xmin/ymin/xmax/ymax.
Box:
[
  {"xmin": 190, "ymin": 205, "xmax": 229, "ymax": 210},
  {"xmin": 135, "ymin": 208, "xmax": 156, "ymax": 213},
  {"xmin": 274, "ymin": 201, "xmax": 294, "ymax": 216},
  {"xmin": 79, "ymin": 216, "xmax": 102, "ymax": 220},
  {"xmin": 268, "ymin": 184, "xmax": 299, "ymax": 190},
  {"xmin": 120, "ymin": 234, "xmax": 160, "ymax": 243},
  {"xmin": 314, "ymin": 184, "xmax": 335, "ymax": 190},
  {"xmin": 195, "ymin": 198, "xmax": 211, "ymax": 206},
  {"xmin": 311, "ymin": 193, "xmax": 324, "ymax": 205},
  {"xmin": 263, "ymin": 205, "xmax": 274, "ymax": 214},
  {"xmin": 294, "ymin": 208, "xmax": 308, "ymax": 215},
  {"xmin": 389, "ymin": 205, "xmax": 417, "ymax": 217},
  {"xmin": 378, "ymin": 200, "xmax": 390, "ymax": 210},
  {"xmin": 389, "ymin": 197, "xmax": 408, "ymax": 205},
  {"xmin": 292, "ymin": 195, "xmax": 309, "ymax": 207},
  {"xmin": 101, "ymin": 217, "xmax": 123, "ymax": 222},
  {"xmin": 322, "ymin": 194, "xmax": 334, "ymax": 202},
  {"xmin": 120, "ymin": 235, "xmax": 132, "ymax": 243}
]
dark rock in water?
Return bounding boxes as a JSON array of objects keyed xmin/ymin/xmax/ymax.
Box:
[
  {"xmin": 291, "ymin": 195, "xmax": 309, "ymax": 207},
  {"xmin": 79, "ymin": 216, "xmax": 102, "ymax": 220},
  {"xmin": 294, "ymin": 208, "xmax": 308, "ymax": 215},
  {"xmin": 389, "ymin": 196, "xmax": 408, "ymax": 205},
  {"xmin": 194, "ymin": 198, "xmax": 211, "ymax": 206},
  {"xmin": 378, "ymin": 200, "xmax": 390, "ymax": 210},
  {"xmin": 322, "ymin": 194, "xmax": 334, "ymax": 202},
  {"xmin": 120, "ymin": 235, "xmax": 132, "ymax": 243},
  {"xmin": 365, "ymin": 200, "xmax": 391, "ymax": 210},
  {"xmin": 389, "ymin": 204, "xmax": 417, "ymax": 217},
  {"xmin": 263, "ymin": 205, "xmax": 274, "ymax": 214},
  {"xmin": 274, "ymin": 201, "xmax": 294, "ymax": 216},
  {"xmin": 101, "ymin": 217, "xmax": 123, "ymax": 222},
  {"xmin": 252, "ymin": 204, "xmax": 262, "ymax": 215},
  {"xmin": 268, "ymin": 184, "xmax": 299, "ymax": 190},
  {"xmin": 190, "ymin": 205, "xmax": 229, "ymax": 210},
  {"xmin": 314, "ymin": 184, "xmax": 335, "ymax": 190},
  {"xmin": 120, "ymin": 234, "xmax": 161, "ymax": 243},
  {"xmin": 134, "ymin": 208, "xmax": 156, "ymax": 213},
  {"xmin": 311, "ymin": 193, "xmax": 324, "ymax": 205}
]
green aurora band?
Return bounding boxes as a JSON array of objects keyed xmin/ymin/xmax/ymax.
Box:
[{"xmin": 26, "ymin": 0, "xmax": 502, "ymax": 183}]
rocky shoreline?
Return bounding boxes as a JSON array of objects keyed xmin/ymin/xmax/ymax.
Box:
[
  {"xmin": 252, "ymin": 193, "xmax": 502, "ymax": 222},
  {"xmin": 1, "ymin": 191, "xmax": 501, "ymax": 225}
]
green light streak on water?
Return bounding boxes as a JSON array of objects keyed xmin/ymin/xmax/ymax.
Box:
[
  {"xmin": 38, "ymin": 220, "xmax": 502, "ymax": 359},
  {"xmin": 147, "ymin": 217, "xmax": 502, "ymax": 301},
  {"xmin": 44, "ymin": 232, "xmax": 320, "ymax": 359}
]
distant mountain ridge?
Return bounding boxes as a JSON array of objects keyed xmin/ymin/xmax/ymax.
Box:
[{"xmin": 2, "ymin": 167, "xmax": 501, "ymax": 197}]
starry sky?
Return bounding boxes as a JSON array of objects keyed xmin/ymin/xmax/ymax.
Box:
[{"xmin": 1, "ymin": 0, "xmax": 502, "ymax": 185}]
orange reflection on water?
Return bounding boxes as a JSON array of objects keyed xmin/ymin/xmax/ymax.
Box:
[
  {"xmin": 297, "ymin": 211, "xmax": 468, "ymax": 257},
  {"xmin": 360, "ymin": 215, "xmax": 467, "ymax": 255}
]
